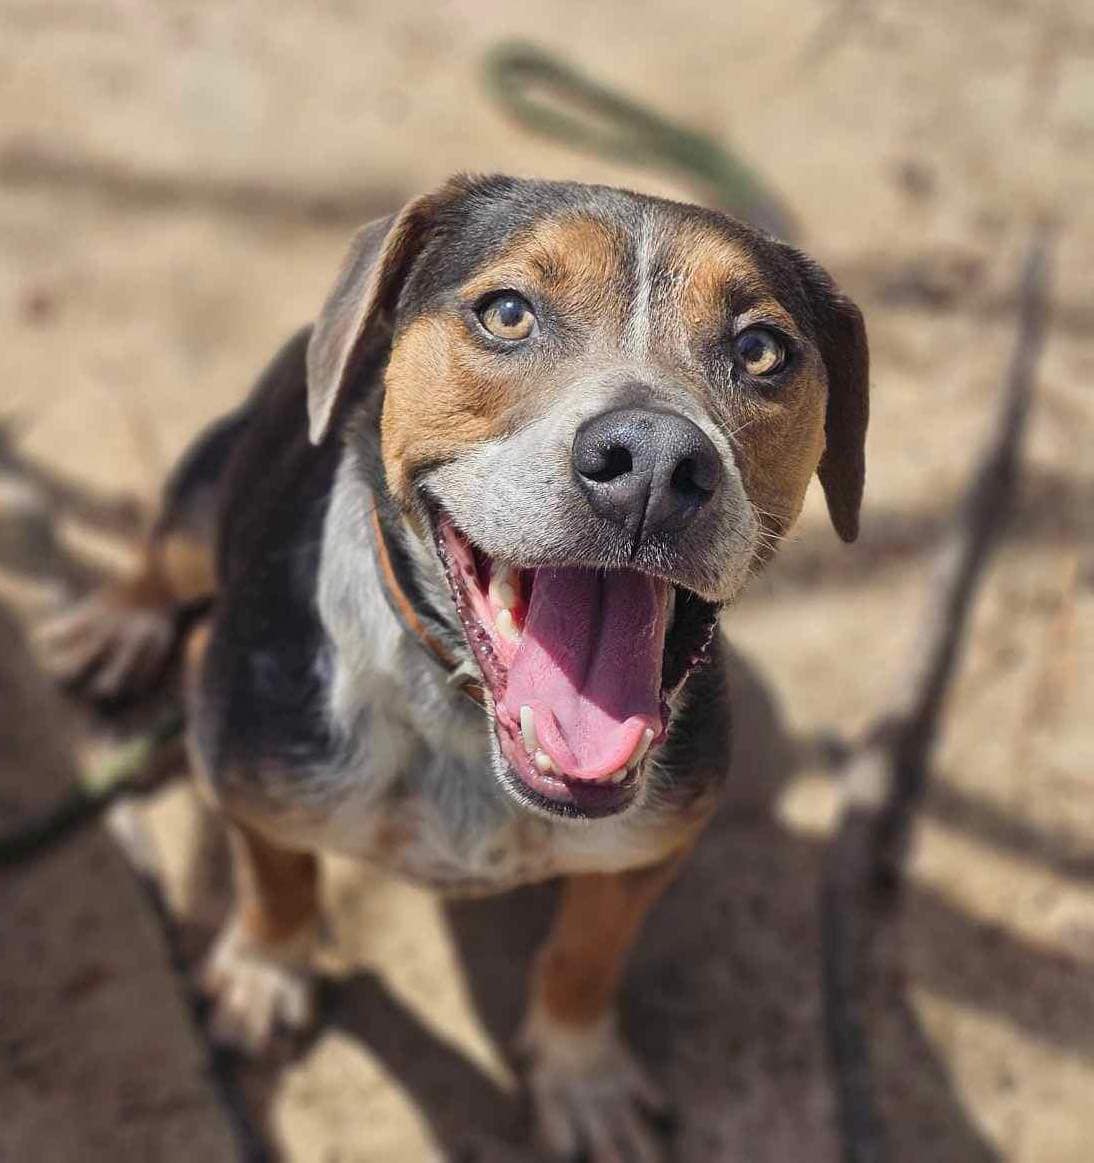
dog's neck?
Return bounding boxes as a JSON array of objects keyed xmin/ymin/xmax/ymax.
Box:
[
  {"xmin": 316, "ymin": 445, "xmax": 486, "ymax": 766},
  {"xmin": 367, "ymin": 497, "xmax": 486, "ymax": 708}
]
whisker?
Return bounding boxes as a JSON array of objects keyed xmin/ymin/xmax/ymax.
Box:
[{"xmin": 722, "ymin": 417, "xmax": 760, "ymax": 451}]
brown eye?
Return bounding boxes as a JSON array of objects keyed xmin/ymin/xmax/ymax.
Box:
[
  {"xmin": 477, "ymin": 292, "xmax": 536, "ymax": 341},
  {"xmin": 734, "ymin": 327, "xmax": 786, "ymax": 377}
]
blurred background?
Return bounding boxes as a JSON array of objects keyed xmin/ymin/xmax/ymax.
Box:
[{"xmin": 0, "ymin": 2, "xmax": 1091, "ymax": 1160}]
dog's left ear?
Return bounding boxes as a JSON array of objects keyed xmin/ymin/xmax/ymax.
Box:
[
  {"xmin": 306, "ymin": 179, "xmax": 470, "ymax": 445},
  {"xmin": 791, "ymin": 253, "xmax": 870, "ymax": 542}
]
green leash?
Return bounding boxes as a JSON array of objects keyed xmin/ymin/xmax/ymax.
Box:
[
  {"xmin": 0, "ymin": 708, "xmax": 183, "ymax": 867},
  {"xmin": 483, "ymin": 43, "xmax": 797, "ymax": 240}
]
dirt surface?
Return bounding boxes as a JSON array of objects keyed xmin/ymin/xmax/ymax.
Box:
[
  {"xmin": 1, "ymin": 1, "xmax": 1092, "ymax": 1160},
  {"xmin": 0, "ymin": 605, "xmax": 239, "ymax": 1162}
]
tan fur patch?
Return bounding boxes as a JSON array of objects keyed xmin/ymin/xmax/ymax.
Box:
[
  {"xmin": 157, "ymin": 529, "xmax": 216, "ymax": 604},
  {"xmin": 228, "ymin": 823, "xmax": 320, "ymax": 947},
  {"xmin": 183, "ymin": 616, "xmax": 211, "ymax": 678},
  {"xmin": 462, "ymin": 215, "xmax": 629, "ymax": 327},
  {"xmin": 533, "ymin": 859, "xmax": 685, "ymax": 1027},
  {"xmin": 113, "ymin": 530, "xmax": 214, "ymax": 622},
  {"xmin": 381, "ymin": 312, "xmax": 524, "ymax": 497},
  {"xmin": 382, "ymin": 208, "xmax": 834, "ymax": 543},
  {"xmin": 381, "ymin": 214, "xmax": 631, "ymax": 499},
  {"xmin": 733, "ymin": 380, "xmax": 827, "ymax": 544},
  {"xmin": 659, "ymin": 222, "xmax": 830, "ymax": 542},
  {"xmin": 657, "ymin": 223, "xmax": 790, "ymax": 342}
]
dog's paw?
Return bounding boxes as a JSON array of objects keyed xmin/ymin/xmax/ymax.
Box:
[
  {"xmin": 518, "ymin": 1009, "xmax": 670, "ymax": 1163},
  {"xmin": 36, "ymin": 587, "xmax": 175, "ymax": 704},
  {"xmin": 200, "ymin": 918, "xmax": 316, "ymax": 1055}
]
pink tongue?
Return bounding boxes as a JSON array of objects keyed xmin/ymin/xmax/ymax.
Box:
[{"xmin": 502, "ymin": 568, "xmax": 667, "ymax": 782}]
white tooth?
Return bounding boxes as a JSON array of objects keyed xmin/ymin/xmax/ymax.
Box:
[
  {"xmin": 628, "ymin": 727, "xmax": 655, "ymax": 770},
  {"xmin": 496, "ymin": 608, "xmax": 521, "ymax": 644},
  {"xmin": 534, "ymin": 750, "xmax": 556, "ymax": 774},
  {"xmin": 608, "ymin": 768, "xmax": 628, "ymax": 784},
  {"xmin": 489, "ymin": 566, "xmax": 518, "ymax": 610},
  {"xmin": 520, "ymin": 705, "xmax": 539, "ymax": 752},
  {"xmin": 665, "ymin": 587, "xmax": 677, "ymax": 630}
]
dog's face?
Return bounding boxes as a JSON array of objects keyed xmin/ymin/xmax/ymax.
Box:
[{"xmin": 308, "ymin": 176, "xmax": 868, "ymax": 821}]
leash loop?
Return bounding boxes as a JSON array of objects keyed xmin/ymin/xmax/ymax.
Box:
[{"xmin": 483, "ymin": 42, "xmax": 797, "ymax": 240}]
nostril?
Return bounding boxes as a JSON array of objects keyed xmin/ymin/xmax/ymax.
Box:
[
  {"xmin": 671, "ymin": 452, "xmax": 720, "ymax": 498},
  {"xmin": 581, "ymin": 442, "xmax": 634, "ymax": 484},
  {"xmin": 573, "ymin": 405, "xmax": 722, "ymax": 538},
  {"xmin": 671, "ymin": 456, "xmax": 703, "ymax": 498}
]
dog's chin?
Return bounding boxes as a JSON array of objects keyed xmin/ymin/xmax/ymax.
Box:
[
  {"xmin": 489, "ymin": 714, "xmax": 649, "ymax": 821},
  {"xmin": 489, "ymin": 737, "xmax": 645, "ymax": 821},
  {"xmin": 428, "ymin": 509, "xmax": 721, "ymax": 822}
]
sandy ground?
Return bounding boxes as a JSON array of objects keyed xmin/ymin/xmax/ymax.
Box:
[{"xmin": 1, "ymin": 0, "xmax": 1092, "ymax": 1159}]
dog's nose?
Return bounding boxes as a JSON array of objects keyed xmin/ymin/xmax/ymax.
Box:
[{"xmin": 572, "ymin": 407, "xmax": 723, "ymax": 541}]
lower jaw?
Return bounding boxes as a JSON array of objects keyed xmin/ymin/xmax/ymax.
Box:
[
  {"xmin": 429, "ymin": 513, "xmax": 720, "ymax": 820},
  {"xmin": 494, "ymin": 724, "xmax": 642, "ymax": 819},
  {"xmin": 497, "ymin": 757, "xmax": 642, "ymax": 820}
]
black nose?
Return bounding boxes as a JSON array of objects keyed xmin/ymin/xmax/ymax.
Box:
[{"xmin": 572, "ymin": 407, "xmax": 723, "ymax": 543}]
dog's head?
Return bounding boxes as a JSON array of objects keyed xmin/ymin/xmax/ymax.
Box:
[{"xmin": 308, "ymin": 175, "xmax": 868, "ymax": 820}]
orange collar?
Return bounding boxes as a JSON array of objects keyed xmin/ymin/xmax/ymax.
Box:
[{"xmin": 369, "ymin": 508, "xmax": 485, "ymax": 707}]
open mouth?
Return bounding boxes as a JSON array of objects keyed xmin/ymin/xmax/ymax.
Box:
[{"xmin": 433, "ymin": 515, "xmax": 720, "ymax": 819}]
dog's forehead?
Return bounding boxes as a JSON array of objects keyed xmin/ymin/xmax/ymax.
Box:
[{"xmin": 405, "ymin": 181, "xmax": 807, "ymax": 329}]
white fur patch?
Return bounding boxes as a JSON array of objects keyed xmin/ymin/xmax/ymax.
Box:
[
  {"xmin": 300, "ymin": 449, "xmax": 706, "ymax": 896},
  {"xmin": 519, "ymin": 1003, "xmax": 668, "ymax": 1159},
  {"xmin": 202, "ymin": 915, "xmax": 317, "ymax": 1053}
]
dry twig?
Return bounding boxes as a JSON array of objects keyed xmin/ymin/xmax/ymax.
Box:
[{"xmin": 820, "ymin": 229, "xmax": 1054, "ymax": 1163}]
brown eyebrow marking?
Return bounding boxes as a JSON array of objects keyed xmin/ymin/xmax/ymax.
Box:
[
  {"xmin": 650, "ymin": 221, "xmax": 801, "ymax": 342},
  {"xmin": 724, "ymin": 282, "xmax": 793, "ymax": 323},
  {"xmin": 460, "ymin": 214, "xmax": 633, "ymax": 331}
]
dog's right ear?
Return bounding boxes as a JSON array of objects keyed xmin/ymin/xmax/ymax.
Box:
[
  {"xmin": 781, "ymin": 247, "xmax": 870, "ymax": 543},
  {"xmin": 306, "ymin": 180, "xmax": 469, "ymax": 444}
]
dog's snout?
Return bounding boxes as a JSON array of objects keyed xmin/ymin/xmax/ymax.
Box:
[{"xmin": 572, "ymin": 407, "xmax": 722, "ymax": 542}]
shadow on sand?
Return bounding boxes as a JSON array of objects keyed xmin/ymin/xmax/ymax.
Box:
[{"xmin": 5, "ymin": 451, "xmax": 1092, "ymax": 1161}]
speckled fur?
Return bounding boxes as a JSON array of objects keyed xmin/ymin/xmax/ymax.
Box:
[
  {"xmin": 64, "ymin": 176, "xmax": 868, "ymax": 1157},
  {"xmin": 201, "ymin": 437, "xmax": 723, "ymax": 896}
]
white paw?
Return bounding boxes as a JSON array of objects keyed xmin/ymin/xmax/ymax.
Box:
[
  {"xmin": 200, "ymin": 917, "xmax": 316, "ymax": 1054},
  {"xmin": 36, "ymin": 590, "xmax": 174, "ymax": 701},
  {"xmin": 519, "ymin": 1009, "xmax": 669, "ymax": 1163}
]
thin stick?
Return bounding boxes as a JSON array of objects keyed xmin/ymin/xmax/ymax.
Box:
[{"xmin": 820, "ymin": 228, "xmax": 1054, "ymax": 1163}]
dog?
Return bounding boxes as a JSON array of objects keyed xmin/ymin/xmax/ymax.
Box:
[{"xmin": 44, "ymin": 174, "xmax": 868, "ymax": 1160}]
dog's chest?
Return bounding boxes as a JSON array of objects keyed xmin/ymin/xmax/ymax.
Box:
[
  {"xmin": 359, "ymin": 791, "xmax": 554, "ymax": 894},
  {"xmin": 308, "ymin": 736, "xmax": 682, "ymax": 896},
  {"xmin": 307, "ymin": 608, "xmax": 685, "ymax": 892},
  {"xmin": 340, "ymin": 787, "xmax": 681, "ymax": 895}
]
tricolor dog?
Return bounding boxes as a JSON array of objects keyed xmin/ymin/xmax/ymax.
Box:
[{"xmin": 48, "ymin": 175, "xmax": 868, "ymax": 1159}]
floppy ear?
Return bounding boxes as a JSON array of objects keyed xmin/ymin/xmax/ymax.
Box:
[
  {"xmin": 793, "ymin": 256, "xmax": 870, "ymax": 542},
  {"xmin": 816, "ymin": 290, "xmax": 869, "ymax": 542},
  {"xmin": 306, "ymin": 182, "xmax": 466, "ymax": 444}
]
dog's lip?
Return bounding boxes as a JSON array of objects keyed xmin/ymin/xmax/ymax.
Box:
[
  {"xmin": 427, "ymin": 507, "xmax": 719, "ymax": 819},
  {"xmin": 432, "ymin": 514, "xmax": 658, "ymax": 816},
  {"xmin": 494, "ymin": 710, "xmax": 642, "ymax": 818}
]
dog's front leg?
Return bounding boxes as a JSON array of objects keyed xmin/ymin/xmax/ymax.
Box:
[
  {"xmin": 520, "ymin": 859, "xmax": 683, "ymax": 1162},
  {"xmin": 202, "ymin": 822, "xmax": 320, "ymax": 1053}
]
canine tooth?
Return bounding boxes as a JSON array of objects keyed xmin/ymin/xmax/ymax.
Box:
[
  {"xmin": 628, "ymin": 727, "xmax": 655, "ymax": 770},
  {"xmin": 608, "ymin": 768, "xmax": 628, "ymax": 785},
  {"xmin": 489, "ymin": 566, "xmax": 518, "ymax": 610},
  {"xmin": 495, "ymin": 608, "xmax": 521, "ymax": 644},
  {"xmin": 534, "ymin": 750, "xmax": 556, "ymax": 774},
  {"xmin": 520, "ymin": 705, "xmax": 539, "ymax": 752}
]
